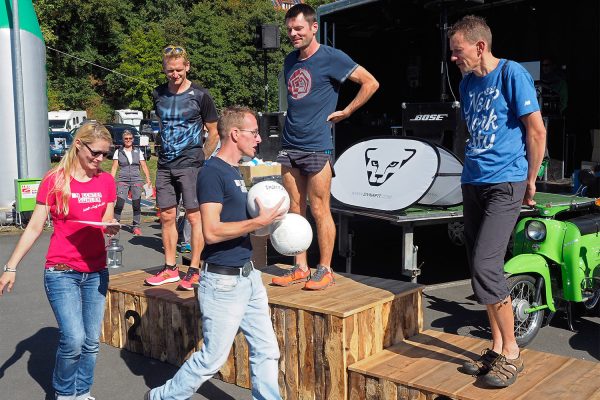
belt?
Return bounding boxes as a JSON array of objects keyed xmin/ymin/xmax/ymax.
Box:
[
  {"xmin": 204, "ymin": 261, "xmax": 254, "ymax": 277},
  {"xmin": 51, "ymin": 263, "xmax": 73, "ymax": 271}
]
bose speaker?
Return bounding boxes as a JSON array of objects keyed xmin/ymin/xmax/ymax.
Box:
[{"xmin": 254, "ymin": 24, "xmax": 280, "ymax": 50}]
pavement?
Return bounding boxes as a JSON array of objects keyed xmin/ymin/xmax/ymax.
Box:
[{"xmin": 0, "ymin": 218, "xmax": 598, "ymax": 400}]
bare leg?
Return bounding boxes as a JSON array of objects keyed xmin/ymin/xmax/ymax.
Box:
[
  {"xmin": 487, "ymin": 296, "xmax": 520, "ymax": 358},
  {"xmin": 160, "ymin": 206, "xmax": 178, "ymax": 266},
  {"xmin": 281, "ymin": 166, "xmax": 308, "ymax": 269},
  {"xmin": 186, "ymin": 208, "xmax": 203, "ymax": 268},
  {"xmin": 306, "ymin": 162, "xmax": 335, "ymax": 270}
]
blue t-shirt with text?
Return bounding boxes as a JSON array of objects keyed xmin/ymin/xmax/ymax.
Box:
[
  {"xmin": 460, "ymin": 59, "xmax": 540, "ymax": 184},
  {"xmin": 283, "ymin": 45, "xmax": 357, "ymax": 151},
  {"xmin": 197, "ymin": 157, "xmax": 252, "ymax": 266}
]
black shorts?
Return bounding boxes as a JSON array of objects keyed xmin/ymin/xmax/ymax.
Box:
[
  {"xmin": 276, "ymin": 149, "xmax": 335, "ymax": 177},
  {"xmin": 462, "ymin": 181, "xmax": 527, "ymax": 305},
  {"xmin": 155, "ymin": 167, "xmax": 201, "ymax": 210}
]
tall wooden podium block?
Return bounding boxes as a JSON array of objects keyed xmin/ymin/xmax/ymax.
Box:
[{"xmin": 101, "ymin": 265, "xmax": 423, "ymax": 399}]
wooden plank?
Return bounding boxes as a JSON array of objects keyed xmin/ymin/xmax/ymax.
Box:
[
  {"xmin": 515, "ymin": 359, "xmax": 600, "ymax": 400},
  {"xmin": 372, "ymin": 303, "xmax": 384, "ymax": 355},
  {"xmin": 324, "ymin": 314, "xmax": 345, "ymax": 400},
  {"xmin": 358, "ymin": 308, "xmax": 376, "ymax": 360},
  {"xmin": 313, "ymin": 313, "xmax": 325, "ymax": 400},
  {"xmin": 156, "ymin": 299, "xmax": 167, "ymax": 362},
  {"xmin": 284, "ymin": 308, "xmax": 299, "ymax": 400},
  {"xmin": 458, "ymin": 349, "xmax": 569, "ymax": 400},
  {"xmin": 381, "ymin": 379, "xmax": 397, "ymax": 400},
  {"xmin": 109, "ymin": 290, "xmax": 121, "ymax": 348},
  {"xmin": 139, "ymin": 294, "xmax": 151, "ymax": 357},
  {"xmin": 365, "ymin": 377, "xmax": 379, "ymax": 400},
  {"xmin": 380, "ymin": 301, "xmax": 393, "ymax": 349},
  {"xmin": 297, "ymin": 310, "xmax": 315, "ymax": 400},
  {"xmin": 345, "ymin": 313, "xmax": 360, "ymax": 367},
  {"xmin": 273, "ymin": 306, "xmax": 287, "ymax": 398},
  {"xmin": 349, "ymin": 371, "xmax": 366, "ymax": 400},
  {"xmin": 101, "ymin": 289, "xmax": 111, "ymax": 344},
  {"xmin": 167, "ymin": 302, "xmax": 181, "ymax": 365},
  {"xmin": 234, "ymin": 333, "xmax": 250, "ymax": 388}
]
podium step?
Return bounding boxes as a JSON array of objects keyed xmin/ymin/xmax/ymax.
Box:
[{"xmin": 348, "ymin": 329, "xmax": 600, "ymax": 400}]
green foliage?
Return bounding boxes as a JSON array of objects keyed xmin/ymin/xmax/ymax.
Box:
[{"xmin": 37, "ymin": 0, "xmax": 300, "ymax": 116}]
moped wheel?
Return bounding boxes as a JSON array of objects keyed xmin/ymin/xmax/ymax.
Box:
[{"xmin": 507, "ymin": 274, "xmax": 544, "ymax": 347}]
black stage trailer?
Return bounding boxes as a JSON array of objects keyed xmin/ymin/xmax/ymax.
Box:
[
  {"xmin": 313, "ymin": 0, "xmax": 600, "ymax": 282},
  {"xmin": 317, "ymin": 0, "xmax": 600, "ymax": 176}
]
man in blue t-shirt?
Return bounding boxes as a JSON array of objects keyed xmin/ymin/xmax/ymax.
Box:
[
  {"xmin": 145, "ymin": 45, "xmax": 219, "ymax": 291},
  {"xmin": 273, "ymin": 4, "xmax": 379, "ymax": 290},
  {"xmin": 146, "ymin": 106, "xmax": 285, "ymax": 400},
  {"xmin": 449, "ymin": 15, "xmax": 546, "ymax": 387}
]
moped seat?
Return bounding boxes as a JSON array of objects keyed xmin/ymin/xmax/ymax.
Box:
[{"xmin": 567, "ymin": 214, "xmax": 600, "ymax": 235}]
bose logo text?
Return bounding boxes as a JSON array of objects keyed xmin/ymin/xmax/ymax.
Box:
[{"xmin": 409, "ymin": 114, "xmax": 448, "ymax": 121}]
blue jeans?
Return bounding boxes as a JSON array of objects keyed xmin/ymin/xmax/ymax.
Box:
[
  {"xmin": 150, "ymin": 268, "xmax": 281, "ymax": 400},
  {"xmin": 44, "ymin": 268, "xmax": 108, "ymax": 400}
]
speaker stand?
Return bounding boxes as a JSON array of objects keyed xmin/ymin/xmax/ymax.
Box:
[{"xmin": 263, "ymin": 49, "xmax": 268, "ymax": 112}]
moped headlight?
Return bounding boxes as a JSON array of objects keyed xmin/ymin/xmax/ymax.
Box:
[{"xmin": 525, "ymin": 220, "xmax": 546, "ymax": 242}]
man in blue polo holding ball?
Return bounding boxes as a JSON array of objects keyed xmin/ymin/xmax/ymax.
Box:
[{"xmin": 145, "ymin": 106, "xmax": 285, "ymax": 400}]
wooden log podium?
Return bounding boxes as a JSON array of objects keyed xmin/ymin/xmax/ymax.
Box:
[{"xmin": 101, "ymin": 264, "xmax": 423, "ymax": 399}]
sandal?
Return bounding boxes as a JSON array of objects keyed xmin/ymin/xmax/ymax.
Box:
[
  {"xmin": 481, "ymin": 353, "xmax": 524, "ymax": 387},
  {"xmin": 461, "ymin": 348, "xmax": 501, "ymax": 376}
]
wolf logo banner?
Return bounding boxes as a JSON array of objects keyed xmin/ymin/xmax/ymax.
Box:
[
  {"xmin": 332, "ymin": 137, "xmax": 463, "ymax": 211},
  {"xmin": 365, "ymin": 147, "xmax": 416, "ymax": 186}
]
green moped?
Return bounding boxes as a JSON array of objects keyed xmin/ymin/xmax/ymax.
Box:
[{"xmin": 505, "ymin": 197, "xmax": 600, "ymax": 346}]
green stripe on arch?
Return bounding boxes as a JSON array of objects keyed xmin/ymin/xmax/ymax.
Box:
[{"xmin": 0, "ymin": 0, "xmax": 44, "ymax": 42}]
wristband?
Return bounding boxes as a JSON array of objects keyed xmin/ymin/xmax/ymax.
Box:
[{"xmin": 3, "ymin": 265, "xmax": 17, "ymax": 273}]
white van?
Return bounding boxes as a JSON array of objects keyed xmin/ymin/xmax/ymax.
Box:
[
  {"xmin": 48, "ymin": 110, "xmax": 88, "ymax": 132},
  {"xmin": 114, "ymin": 109, "xmax": 144, "ymax": 131}
]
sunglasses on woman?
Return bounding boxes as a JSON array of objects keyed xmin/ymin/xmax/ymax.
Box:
[{"xmin": 82, "ymin": 142, "xmax": 109, "ymax": 158}]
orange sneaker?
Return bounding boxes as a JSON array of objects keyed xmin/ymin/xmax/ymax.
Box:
[
  {"xmin": 177, "ymin": 267, "xmax": 200, "ymax": 291},
  {"xmin": 304, "ymin": 265, "xmax": 335, "ymax": 290},
  {"xmin": 271, "ymin": 265, "xmax": 311, "ymax": 286},
  {"xmin": 145, "ymin": 265, "xmax": 180, "ymax": 286}
]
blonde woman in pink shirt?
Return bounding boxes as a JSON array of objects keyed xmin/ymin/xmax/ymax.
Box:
[{"xmin": 0, "ymin": 122, "xmax": 120, "ymax": 400}]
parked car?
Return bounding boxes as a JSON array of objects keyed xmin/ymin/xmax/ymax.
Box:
[
  {"xmin": 140, "ymin": 118, "xmax": 160, "ymax": 142},
  {"xmin": 104, "ymin": 123, "xmax": 151, "ymax": 160},
  {"xmin": 49, "ymin": 129, "xmax": 74, "ymax": 161}
]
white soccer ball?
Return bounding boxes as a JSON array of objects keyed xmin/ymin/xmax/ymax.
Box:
[
  {"xmin": 246, "ymin": 180, "xmax": 290, "ymax": 218},
  {"xmin": 270, "ymin": 213, "xmax": 313, "ymax": 256}
]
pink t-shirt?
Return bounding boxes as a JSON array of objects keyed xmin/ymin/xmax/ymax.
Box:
[{"xmin": 37, "ymin": 171, "xmax": 117, "ymax": 272}]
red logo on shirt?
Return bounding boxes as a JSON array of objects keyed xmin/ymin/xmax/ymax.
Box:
[{"xmin": 288, "ymin": 68, "xmax": 312, "ymax": 100}]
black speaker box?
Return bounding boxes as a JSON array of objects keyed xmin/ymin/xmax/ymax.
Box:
[
  {"xmin": 257, "ymin": 112, "xmax": 286, "ymax": 161},
  {"xmin": 255, "ymin": 24, "xmax": 280, "ymax": 50}
]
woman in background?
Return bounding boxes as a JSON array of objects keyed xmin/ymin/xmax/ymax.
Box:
[{"xmin": 111, "ymin": 129, "xmax": 151, "ymax": 236}]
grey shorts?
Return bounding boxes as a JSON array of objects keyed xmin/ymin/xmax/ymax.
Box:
[
  {"xmin": 462, "ymin": 181, "xmax": 527, "ymax": 305},
  {"xmin": 156, "ymin": 167, "xmax": 200, "ymax": 210},
  {"xmin": 276, "ymin": 149, "xmax": 335, "ymax": 177}
]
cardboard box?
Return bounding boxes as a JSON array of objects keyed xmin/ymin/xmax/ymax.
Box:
[{"xmin": 239, "ymin": 163, "xmax": 282, "ymax": 187}]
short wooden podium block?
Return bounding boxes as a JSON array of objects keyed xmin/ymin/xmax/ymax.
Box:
[{"xmin": 101, "ymin": 265, "xmax": 423, "ymax": 399}]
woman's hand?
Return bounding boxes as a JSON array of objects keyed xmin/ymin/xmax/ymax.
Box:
[
  {"xmin": 104, "ymin": 219, "xmax": 121, "ymax": 236},
  {"xmin": 0, "ymin": 271, "xmax": 16, "ymax": 296}
]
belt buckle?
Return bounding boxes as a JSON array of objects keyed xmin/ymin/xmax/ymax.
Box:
[{"xmin": 241, "ymin": 262, "xmax": 253, "ymax": 277}]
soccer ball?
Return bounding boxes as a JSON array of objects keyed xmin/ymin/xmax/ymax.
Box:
[
  {"xmin": 246, "ymin": 180, "xmax": 290, "ymax": 218},
  {"xmin": 270, "ymin": 213, "xmax": 313, "ymax": 256}
]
